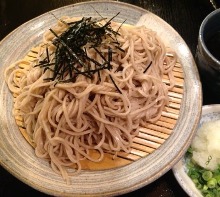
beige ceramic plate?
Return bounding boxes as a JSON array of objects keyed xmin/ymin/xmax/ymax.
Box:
[
  {"xmin": 0, "ymin": 1, "xmax": 202, "ymax": 196},
  {"xmin": 173, "ymin": 105, "xmax": 220, "ymax": 197}
]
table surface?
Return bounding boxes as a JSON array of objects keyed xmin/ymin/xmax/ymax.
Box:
[{"xmin": 0, "ymin": 0, "xmax": 218, "ymax": 196}]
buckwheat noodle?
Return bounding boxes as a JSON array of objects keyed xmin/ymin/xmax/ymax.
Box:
[{"xmin": 4, "ymin": 16, "xmax": 177, "ymax": 183}]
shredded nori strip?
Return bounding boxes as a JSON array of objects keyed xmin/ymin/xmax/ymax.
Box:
[
  {"xmin": 143, "ymin": 61, "xmax": 152, "ymax": 73},
  {"xmin": 35, "ymin": 15, "xmax": 126, "ymax": 92}
]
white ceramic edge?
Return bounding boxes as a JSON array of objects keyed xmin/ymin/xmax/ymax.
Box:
[
  {"xmin": 173, "ymin": 104, "xmax": 220, "ymax": 197},
  {"xmin": 0, "ymin": 1, "xmax": 202, "ymax": 196}
]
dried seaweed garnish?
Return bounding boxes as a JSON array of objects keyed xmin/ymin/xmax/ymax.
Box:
[
  {"xmin": 35, "ymin": 14, "xmax": 125, "ymax": 93},
  {"xmin": 143, "ymin": 61, "xmax": 152, "ymax": 73}
]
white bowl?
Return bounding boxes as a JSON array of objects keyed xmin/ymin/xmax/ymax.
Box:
[{"xmin": 173, "ymin": 104, "xmax": 220, "ymax": 197}]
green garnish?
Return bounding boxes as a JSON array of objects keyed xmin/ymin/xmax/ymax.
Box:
[
  {"xmin": 202, "ymin": 171, "xmax": 213, "ymax": 181},
  {"xmin": 35, "ymin": 14, "xmax": 124, "ymax": 93},
  {"xmin": 186, "ymin": 148, "xmax": 220, "ymax": 197}
]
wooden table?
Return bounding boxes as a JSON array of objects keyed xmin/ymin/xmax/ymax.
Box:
[{"xmin": 0, "ymin": 0, "xmax": 217, "ymax": 196}]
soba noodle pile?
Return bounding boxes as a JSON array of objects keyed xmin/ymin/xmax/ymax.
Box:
[{"xmin": 4, "ymin": 16, "xmax": 177, "ymax": 182}]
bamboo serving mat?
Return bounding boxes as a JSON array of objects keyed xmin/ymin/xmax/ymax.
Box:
[{"xmin": 13, "ymin": 46, "xmax": 184, "ymax": 170}]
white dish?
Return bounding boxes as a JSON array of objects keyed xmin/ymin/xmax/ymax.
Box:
[
  {"xmin": 173, "ymin": 104, "xmax": 220, "ymax": 197},
  {"xmin": 0, "ymin": 1, "xmax": 202, "ymax": 196}
]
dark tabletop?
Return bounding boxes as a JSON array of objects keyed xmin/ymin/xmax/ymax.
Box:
[{"xmin": 0, "ymin": 0, "xmax": 218, "ymax": 196}]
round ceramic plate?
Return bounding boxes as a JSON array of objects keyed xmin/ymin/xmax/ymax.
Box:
[
  {"xmin": 0, "ymin": 1, "xmax": 202, "ymax": 196},
  {"xmin": 173, "ymin": 104, "xmax": 220, "ymax": 197}
]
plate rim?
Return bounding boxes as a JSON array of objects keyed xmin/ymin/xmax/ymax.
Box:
[{"xmin": 0, "ymin": 1, "xmax": 202, "ymax": 196}]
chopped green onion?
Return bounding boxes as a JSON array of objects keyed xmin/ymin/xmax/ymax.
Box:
[
  {"xmin": 207, "ymin": 178, "xmax": 217, "ymax": 188},
  {"xmin": 186, "ymin": 147, "xmax": 220, "ymax": 196},
  {"xmin": 203, "ymin": 171, "xmax": 213, "ymax": 181}
]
